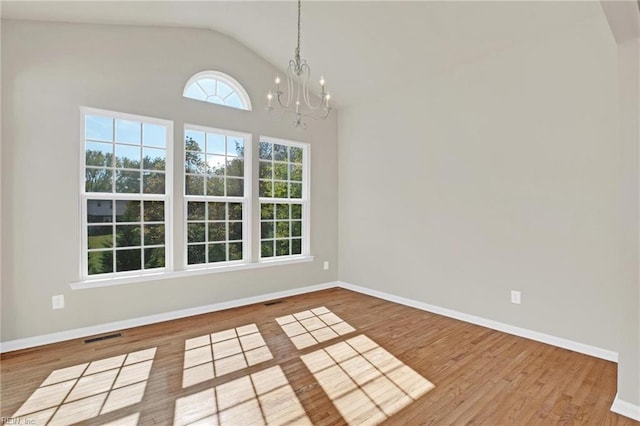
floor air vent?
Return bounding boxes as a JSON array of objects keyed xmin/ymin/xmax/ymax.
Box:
[
  {"xmin": 264, "ymin": 300, "xmax": 284, "ymax": 306},
  {"xmin": 84, "ymin": 332, "xmax": 123, "ymax": 344}
]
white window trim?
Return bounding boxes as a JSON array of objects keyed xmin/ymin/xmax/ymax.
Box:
[
  {"xmin": 183, "ymin": 124, "xmax": 252, "ymax": 269},
  {"xmin": 70, "ymin": 256, "xmax": 314, "ymax": 289},
  {"xmin": 183, "ymin": 70, "xmax": 252, "ymax": 111},
  {"xmin": 79, "ymin": 106, "xmax": 174, "ymax": 280},
  {"xmin": 258, "ymin": 136, "xmax": 311, "ymax": 260}
]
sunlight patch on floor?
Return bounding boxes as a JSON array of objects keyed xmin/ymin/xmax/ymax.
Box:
[
  {"xmin": 174, "ymin": 365, "xmax": 312, "ymax": 426},
  {"xmin": 301, "ymin": 335, "xmax": 434, "ymax": 426},
  {"xmin": 182, "ymin": 324, "xmax": 273, "ymax": 388},
  {"xmin": 276, "ymin": 306, "xmax": 356, "ymax": 349},
  {"xmin": 12, "ymin": 347, "xmax": 156, "ymax": 426}
]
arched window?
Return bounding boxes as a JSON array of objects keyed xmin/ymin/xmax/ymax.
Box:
[{"xmin": 183, "ymin": 71, "xmax": 252, "ymax": 111}]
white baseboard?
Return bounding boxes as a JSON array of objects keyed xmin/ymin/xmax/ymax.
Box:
[
  {"xmin": 611, "ymin": 394, "xmax": 640, "ymax": 421},
  {"xmin": 337, "ymin": 281, "xmax": 619, "ymax": 363},
  {"xmin": 0, "ymin": 281, "xmax": 338, "ymax": 353}
]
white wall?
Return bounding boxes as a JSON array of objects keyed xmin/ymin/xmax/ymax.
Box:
[
  {"xmin": 1, "ymin": 20, "xmax": 339, "ymax": 342},
  {"xmin": 339, "ymin": 15, "xmax": 622, "ymax": 352}
]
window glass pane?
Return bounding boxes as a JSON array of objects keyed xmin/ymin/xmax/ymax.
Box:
[
  {"xmin": 116, "ymin": 144, "xmax": 141, "ymax": 169},
  {"xmin": 225, "ymin": 93, "xmax": 243, "ymax": 109},
  {"xmin": 187, "ymin": 223, "xmax": 206, "ymax": 243},
  {"xmin": 291, "ymin": 204, "xmax": 302, "ymax": 220},
  {"xmin": 207, "ymin": 133, "xmax": 226, "ymax": 155},
  {"xmin": 208, "ymin": 243, "xmax": 226, "ymax": 263},
  {"xmin": 274, "ymin": 163, "xmax": 288, "ymax": 180},
  {"xmin": 116, "ymin": 170, "xmax": 140, "ymax": 193},
  {"xmin": 229, "ymin": 222, "xmax": 242, "ymax": 241},
  {"xmin": 143, "ymin": 172, "xmax": 165, "ymax": 194},
  {"xmin": 208, "ymin": 222, "xmax": 226, "ymax": 242},
  {"xmin": 185, "ymin": 84, "xmax": 206, "ymax": 101},
  {"xmin": 226, "ymin": 178, "xmax": 243, "ymax": 197},
  {"xmin": 217, "ymin": 81, "xmax": 233, "ymax": 98},
  {"xmin": 261, "ymin": 222, "xmax": 274, "ymax": 239},
  {"xmin": 274, "ymin": 144, "xmax": 288, "ymax": 161},
  {"xmin": 261, "ymin": 203, "xmax": 274, "ymax": 220},
  {"xmin": 292, "ymin": 239, "xmax": 302, "ymax": 255},
  {"xmin": 186, "ymin": 153, "xmax": 206, "ymax": 174},
  {"xmin": 186, "ymin": 175, "xmax": 205, "ymax": 195},
  {"xmin": 186, "ymin": 131, "xmax": 205, "ymax": 152},
  {"xmin": 143, "ymin": 123, "xmax": 166, "ymax": 148},
  {"xmin": 273, "ymin": 182, "xmax": 288, "ymax": 198},
  {"xmin": 276, "ymin": 221, "xmax": 290, "ymax": 238},
  {"xmin": 88, "ymin": 200, "xmax": 113, "ymax": 223},
  {"xmin": 290, "ymin": 182, "xmax": 303, "ymax": 198},
  {"xmin": 115, "ymin": 119, "xmax": 141, "ymax": 144},
  {"xmin": 291, "ymin": 221, "xmax": 302, "ymax": 238},
  {"xmin": 259, "ymin": 142, "xmax": 272, "ymax": 160},
  {"xmin": 86, "ymin": 115, "xmax": 113, "ymax": 142},
  {"xmin": 290, "ymin": 164, "xmax": 303, "ymax": 182},
  {"xmin": 143, "ymin": 148, "xmax": 166, "ymax": 170},
  {"xmin": 187, "ymin": 202, "xmax": 205, "ymax": 220},
  {"xmin": 227, "ymin": 137, "xmax": 244, "ymax": 157},
  {"xmin": 88, "ymin": 226, "xmax": 113, "ymax": 249},
  {"xmin": 116, "ymin": 225, "xmax": 141, "ymax": 247},
  {"xmin": 144, "ymin": 201, "xmax": 165, "ymax": 222},
  {"xmin": 290, "ymin": 147, "xmax": 303, "ymax": 164},
  {"xmin": 116, "ymin": 249, "xmax": 142, "ymax": 272},
  {"xmin": 206, "ymin": 177, "xmax": 224, "ymax": 197},
  {"xmin": 207, "ymin": 155, "xmax": 226, "ymax": 175},
  {"xmin": 86, "ymin": 142, "xmax": 114, "ymax": 167},
  {"xmin": 188, "ymin": 245, "xmax": 206, "ymax": 265},
  {"xmin": 86, "ymin": 168, "xmax": 113, "ymax": 193},
  {"xmin": 208, "ymin": 202, "xmax": 226, "ymax": 221},
  {"xmin": 228, "ymin": 203, "xmax": 242, "ymax": 221},
  {"xmin": 144, "ymin": 224, "xmax": 164, "ymax": 245},
  {"xmin": 229, "ymin": 242, "xmax": 242, "ymax": 261},
  {"xmin": 198, "ymin": 78, "xmax": 216, "ymax": 96},
  {"xmin": 88, "ymin": 250, "xmax": 113, "ymax": 275},
  {"xmin": 116, "ymin": 200, "xmax": 141, "ymax": 222},
  {"xmin": 261, "ymin": 241, "xmax": 274, "ymax": 258},
  {"xmin": 259, "ymin": 162, "xmax": 272, "ymax": 179},
  {"xmin": 276, "ymin": 239, "xmax": 290, "ymax": 256},
  {"xmin": 276, "ymin": 204, "xmax": 290, "ymax": 220},
  {"xmin": 144, "ymin": 247, "xmax": 165, "ymax": 269},
  {"xmin": 259, "ymin": 181, "xmax": 273, "ymax": 198},
  {"xmin": 226, "ymin": 158, "xmax": 244, "ymax": 177}
]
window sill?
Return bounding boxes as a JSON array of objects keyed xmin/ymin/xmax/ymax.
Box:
[{"xmin": 69, "ymin": 256, "xmax": 315, "ymax": 290}]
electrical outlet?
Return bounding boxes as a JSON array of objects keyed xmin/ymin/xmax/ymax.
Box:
[
  {"xmin": 323, "ymin": 261, "xmax": 329, "ymax": 270},
  {"xmin": 511, "ymin": 290, "xmax": 521, "ymax": 305},
  {"xmin": 52, "ymin": 294, "xmax": 65, "ymax": 310}
]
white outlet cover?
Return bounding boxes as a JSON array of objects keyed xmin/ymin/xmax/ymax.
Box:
[
  {"xmin": 52, "ymin": 294, "xmax": 65, "ymax": 310},
  {"xmin": 511, "ymin": 291, "xmax": 521, "ymax": 304},
  {"xmin": 323, "ymin": 261, "xmax": 329, "ymax": 270}
]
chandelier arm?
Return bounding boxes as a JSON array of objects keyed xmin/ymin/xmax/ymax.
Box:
[{"xmin": 300, "ymin": 62, "xmax": 325, "ymax": 111}]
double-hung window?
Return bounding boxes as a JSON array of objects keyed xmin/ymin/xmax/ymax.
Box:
[
  {"xmin": 81, "ymin": 108, "xmax": 173, "ymax": 278},
  {"xmin": 258, "ymin": 137, "xmax": 310, "ymax": 259},
  {"xmin": 184, "ymin": 125, "xmax": 251, "ymax": 267}
]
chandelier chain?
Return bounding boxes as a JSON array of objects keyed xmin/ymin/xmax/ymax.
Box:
[{"xmin": 296, "ymin": 0, "xmax": 302, "ymax": 65}]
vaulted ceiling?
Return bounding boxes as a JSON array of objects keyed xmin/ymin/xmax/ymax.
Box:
[{"xmin": 1, "ymin": 1, "xmax": 606, "ymax": 108}]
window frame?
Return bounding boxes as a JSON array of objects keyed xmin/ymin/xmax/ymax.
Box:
[
  {"xmin": 183, "ymin": 71, "xmax": 252, "ymax": 111},
  {"xmin": 79, "ymin": 107, "xmax": 174, "ymax": 280},
  {"xmin": 183, "ymin": 124, "xmax": 252, "ymax": 270},
  {"xmin": 258, "ymin": 136, "xmax": 311, "ymax": 261}
]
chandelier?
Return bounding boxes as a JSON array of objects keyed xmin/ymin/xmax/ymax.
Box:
[{"xmin": 266, "ymin": 0, "xmax": 331, "ymax": 128}]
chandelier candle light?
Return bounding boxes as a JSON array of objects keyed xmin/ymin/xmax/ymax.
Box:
[{"xmin": 266, "ymin": 0, "xmax": 332, "ymax": 128}]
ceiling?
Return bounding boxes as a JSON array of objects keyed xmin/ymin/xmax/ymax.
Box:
[{"xmin": 1, "ymin": 1, "xmax": 606, "ymax": 108}]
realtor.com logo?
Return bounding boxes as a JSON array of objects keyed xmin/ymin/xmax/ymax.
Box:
[{"xmin": 1, "ymin": 418, "xmax": 35, "ymax": 425}]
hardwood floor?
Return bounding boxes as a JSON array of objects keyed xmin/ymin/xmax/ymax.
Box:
[{"xmin": 1, "ymin": 287, "xmax": 636, "ymax": 425}]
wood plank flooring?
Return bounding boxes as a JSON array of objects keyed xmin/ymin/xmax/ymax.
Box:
[{"xmin": 1, "ymin": 287, "xmax": 637, "ymax": 425}]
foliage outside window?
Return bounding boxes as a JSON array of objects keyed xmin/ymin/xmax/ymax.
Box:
[
  {"xmin": 185, "ymin": 126, "xmax": 250, "ymax": 266},
  {"xmin": 259, "ymin": 137, "xmax": 309, "ymax": 259},
  {"xmin": 82, "ymin": 108, "xmax": 172, "ymax": 277}
]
